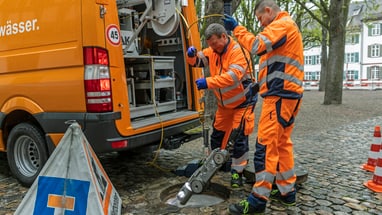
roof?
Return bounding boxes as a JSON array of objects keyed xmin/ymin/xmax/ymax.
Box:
[{"xmin": 347, "ymin": 0, "xmax": 382, "ymax": 30}]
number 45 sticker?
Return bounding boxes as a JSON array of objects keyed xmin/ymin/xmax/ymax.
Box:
[{"xmin": 106, "ymin": 24, "xmax": 121, "ymax": 46}]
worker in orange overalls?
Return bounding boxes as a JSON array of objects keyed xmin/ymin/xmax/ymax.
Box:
[
  {"xmin": 186, "ymin": 23, "xmax": 258, "ymax": 188},
  {"xmin": 223, "ymin": 0, "xmax": 304, "ymax": 214}
]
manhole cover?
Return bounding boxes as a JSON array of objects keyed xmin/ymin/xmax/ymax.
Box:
[{"xmin": 160, "ymin": 183, "xmax": 230, "ymax": 208}]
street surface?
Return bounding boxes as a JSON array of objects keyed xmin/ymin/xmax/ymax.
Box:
[{"xmin": 1, "ymin": 90, "xmax": 382, "ymax": 214}]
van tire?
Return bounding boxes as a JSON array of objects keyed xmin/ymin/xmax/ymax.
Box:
[{"xmin": 7, "ymin": 123, "xmax": 49, "ymax": 187}]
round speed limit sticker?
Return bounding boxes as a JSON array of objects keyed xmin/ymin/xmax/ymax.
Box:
[{"xmin": 106, "ymin": 24, "xmax": 121, "ymax": 46}]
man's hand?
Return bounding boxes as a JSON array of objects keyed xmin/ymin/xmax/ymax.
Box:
[
  {"xmin": 195, "ymin": 78, "xmax": 208, "ymax": 90},
  {"xmin": 187, "ymin": 46, "xmax": 197, "ymax": 57},
  {"xmin": 222, "ymin": 14, "xmax": 238, "ymax": 31}
]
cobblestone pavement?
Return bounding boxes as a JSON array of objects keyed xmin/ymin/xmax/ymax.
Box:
[{"xmin": 1, "ymin": 90, "xmax": 382, "ymax": 214}]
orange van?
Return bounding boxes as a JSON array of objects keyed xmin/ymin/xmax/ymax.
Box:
[{"xmin": 0, "ymin": 0, "xmax": 204, "ymax": 186}]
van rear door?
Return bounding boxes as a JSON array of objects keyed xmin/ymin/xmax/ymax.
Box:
[{"xmin": 81, "ymin": 0, "xmax": 130, "ymax": 124}]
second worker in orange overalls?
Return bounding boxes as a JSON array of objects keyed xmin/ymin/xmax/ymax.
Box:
[{"xmin": 186, "ymin": 23, "xmax": 258, "ymax": 188}]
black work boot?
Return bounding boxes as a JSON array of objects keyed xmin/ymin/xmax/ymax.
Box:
[
  {"xmin": 269, "ymin": 189, "xmax": 296, "ymax": 206},
  {"xmin": 228, "ymin": 199, "xmax": 265, "ymax": 215}
]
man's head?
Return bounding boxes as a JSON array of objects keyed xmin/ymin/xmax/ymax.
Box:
[
  {"xmin": 254, "ymin": 0, "xmax": 281, "ymax": 27},
  {"xmin": 205, "ymin": 23, "xmax": 229, "ymax": 54}
]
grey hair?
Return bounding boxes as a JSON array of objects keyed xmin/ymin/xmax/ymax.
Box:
[{"xmin": 205, "ymin": 23, "xmax": 227, "ymax": 40}]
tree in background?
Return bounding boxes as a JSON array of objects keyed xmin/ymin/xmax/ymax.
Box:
[
  {"xmin": 295, "ymin": 0, "xmax": 350, "ymax": 104},
  {"xmin": 324, "ymin": 0, "xmax": 350, "ymax": 104}
]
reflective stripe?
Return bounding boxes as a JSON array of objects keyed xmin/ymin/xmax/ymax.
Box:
[
  {"xmin": 197, "ymin": 51, "xmax": 209, "ymax": 68},
  {"xmin": 230, "ymin": 64, "xmax": 246, "ymax": 75},
  {"xmin": 220, "ymin": 82, "xmax": 251, "ymax": 106},
  {"xmin": 260, "ymin": 34, "xmax": 273, "ymax": 53},
  {"xmin": 252, "ymin": 171, "xmax": 274, "ymax": 196},
  {"xmin": 259, "ymin": 61, "xmax": 267, "ymax": 71},
  {"xmin": 232, "ymin": 152, "xmax": 249, "ymax": 172},
  {"xmin": 233, "ymin": 44, "xmax": 240, "ymax": 50},
  {"xmin": 369, "ymin": 151, "xmax": 379, "ymax": 159},
  {"xmin": 259, "ymin": 55, "xmax": 304, "ymax": 71},
  {"xmin": 277, "ymin": 182, "xmax": 295, "ymax": 194},
  {"xmin": 220, "ymin": 71, "xmax": 240, "ymax": 93},
  {"xmin": 218, "ymin": 74, "xmax": 252, "ymax": 104},
  {"xmin": 259, "ymin": 71, "xmax": 303, "ymax": 88},
  {"xmin": 227, "ymin": 70, "xmax": 239, "ymax": 81},
  {"xmin": 251, "ymin": 37, "xmax": 260, "ymax": 55},
  {"xmin": 255, "ymin": 171, "xmax": 274, "ymax": 184},
  {"xmin": 232, "ymin": 151, "xmax": 249, "ymax": 165},
  {"xmin": 275, "ymin": 168, "xmax": 296, "ymax": 194},
  {"xmin": 219, "ymin": 64, "xmax": 245, "ymax": 94},
  {"xmin": 374, "ymin": 165, "xmax": 382, "ymax": 188},
  {"xmin": 375, "ymin": 166, "xmax": 382, "ymax": 177},
  {"xmin": 275, "ymin": 168, "xmax": 295, "ymax": 181},
  {"xmin": 252, "ymin": 186, "xmax": 271, "ymax": 197}
]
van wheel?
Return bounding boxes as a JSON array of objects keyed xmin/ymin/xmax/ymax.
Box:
[{"xmin": 7, "ymin": 123, "xmax": 49, "ymax": 187}]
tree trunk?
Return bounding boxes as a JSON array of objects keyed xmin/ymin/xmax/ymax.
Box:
[
  {"xmin": 319, "ymin": 26, "xmax": 328, "ymax": 92},
  {"xmin": 201, "ymin": 0, "xmax": 223, "ymax": 121},
  {"xmin": 323, "ymin": 0, "xmax": 350, "ymax": 104}
]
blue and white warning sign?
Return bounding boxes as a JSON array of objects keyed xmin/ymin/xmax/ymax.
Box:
[
  {"xmin": 34, "ymin": 176, "xmax": 90, "ymax": 215},
  {"xmin": 106, "ymin": 24, "xmax": 121, "ymax": 46},
  {"xmin": 15, "ymin": 122, "xmax": 121, "ymax": 215}
]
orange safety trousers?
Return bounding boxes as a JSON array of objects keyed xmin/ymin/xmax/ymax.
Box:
[
  {"xmin": 252, "ymin": 96, "xmax": 301, "ymax": 199},
  {"xmin": 210, "ymin": 105, "xmax": 255, "ymax": 173}
]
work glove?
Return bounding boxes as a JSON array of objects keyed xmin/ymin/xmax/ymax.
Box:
[
  {"xmin": 187, "ymin": 46, "xmax": 197, "ymax": 57},
  {"xmin": 195, "ymin": 78, "xmax": 208, "ymax": 90},
  {"xmin": 222, "ymin": 14, "xmax": 238, "ymax": 31}
]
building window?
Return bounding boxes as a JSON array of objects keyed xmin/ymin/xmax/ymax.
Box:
[
  {"xmin": 314, "ymin": 55, "xmax": 321, "ymax": 65},
  {"xmin": 304, "ymin": 55, "xmax": 321, "ymax": 65},
  {"xmin": 369, "ymin": 23, "xmax": 382, "ymax": 36},
  {"xmin": 345, "ymin": 52, "xmax": 359, "ymax": 63},
  {"xmin": 372, "ymin": 23, "xmax": 381, "ymax": 36},
  {"xmin": 344, "ymin": 70, "xmax": 359, "ymax": 80},
  {"xmin": 305, "ymin": 71, "xmax": 320, "ymax": 81},
  {"xmin": 367, "ymin": 66, "xmax": 382, "ymax": 79},
  {"xmin": 304, "ymin": 56, "xmax": 312, "ymax": 65},
  {"xmin": 368, "ymin": 44, "xmax": 382, "ymax": 58},
  {"xmin": 346, "ymin": 34, "xmax": 359, "ymax": 44}
]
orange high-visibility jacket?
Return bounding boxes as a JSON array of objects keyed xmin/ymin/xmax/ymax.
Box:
[
  {"xmin": 233, "ymin": 11, "xmax": 304, "ymax": 99},
  {"xmin": 187, "ymin": 37, "xmax": 254, "ymax": 109}
]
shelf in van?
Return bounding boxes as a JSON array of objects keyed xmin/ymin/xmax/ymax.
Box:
[{"xmin": 135, "ymin": 78, "xmax": 174, "ymax": 89}]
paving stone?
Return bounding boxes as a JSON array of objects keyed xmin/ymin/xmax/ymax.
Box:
[
  {"xmin": 333, "ymin": 212, "xmax": 348, "ymax": 215},
  {"xmin": 316, "ymin": 199, "xmax": 332, "ymax": 207},
  {"xmin": 342, "ymin": 197, "xmax": 361, "ymax": 204},
  {"xmin": 344, "ymin": 202, "xmax": 368, "ymax": 211},
  {"xmin": 315, "ymin": 209, "xmax": 333, "ymax": 215},
  {"xmin": 330, "ymin": 205, "xmax": 353, "ymax": 213},
  {"xmin": 352, "ymin": 212, "xmax": 373, "ymax": 215}
]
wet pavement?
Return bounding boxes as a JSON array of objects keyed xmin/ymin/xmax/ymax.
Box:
[{"xmin": 1, "ymin": 90, "xmax": 382, "ymax": 214}]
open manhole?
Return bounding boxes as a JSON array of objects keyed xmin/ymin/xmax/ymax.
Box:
[{"xmin": 160, "ymin": 182, "xmax": 230, "ymax": 208}]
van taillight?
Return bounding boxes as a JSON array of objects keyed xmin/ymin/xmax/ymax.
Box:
[{"xmin": 83, "ymin": 47, "xmax": 113, "ymax": 112}]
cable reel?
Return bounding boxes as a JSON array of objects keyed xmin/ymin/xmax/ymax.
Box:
[{"xmin": 150, "ymin": 0, "xmax": 180, "ymax": 36}]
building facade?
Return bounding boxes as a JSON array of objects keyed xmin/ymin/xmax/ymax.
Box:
[{"xmin": 303, "ymin": 1, "xmax": 382, "ymax": 90}]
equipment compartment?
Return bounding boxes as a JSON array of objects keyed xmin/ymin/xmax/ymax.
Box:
[{"xmin": 126, "ymin": 56, "xmax": 176, "ymax": 118}]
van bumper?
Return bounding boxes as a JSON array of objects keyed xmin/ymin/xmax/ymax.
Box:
[{"xmin": 35, "ymin": 111, "xmax": 201, "ymax": 153}]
